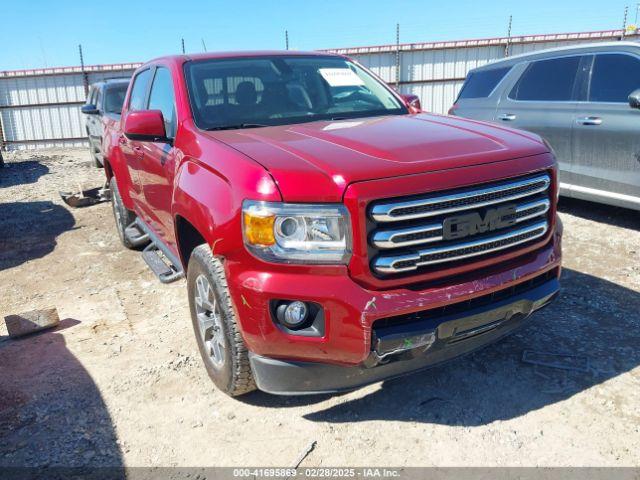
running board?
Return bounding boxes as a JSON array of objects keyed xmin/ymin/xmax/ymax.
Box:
[
  {"xmin": 129, "ymin": 218, "xmax": 184, "ymax": 284},
  {"xmin": 142, "ymin": 244, "xmax": 184, "ymax": 283},
  {"xmin": 124, "ymin": 221, "xmax": 150, "ymax": 248}
]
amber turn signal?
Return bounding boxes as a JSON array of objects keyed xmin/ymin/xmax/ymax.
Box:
[{"xmin": 243, "ymin": 212, "xmax": 276, "ymax": 246}]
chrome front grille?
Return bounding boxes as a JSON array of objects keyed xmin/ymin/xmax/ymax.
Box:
[{"xmin": 369, "ymin": 173, "xmax": 552, "ymax": 276}]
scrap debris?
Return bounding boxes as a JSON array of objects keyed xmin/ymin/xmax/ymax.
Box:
[
  {"xmin": 4, "ymin": 308, "xmax": 60, "ymax": 338},
  {"xmin": 60, "ymin": 182, "xmax": 110, "ymax": 208},
  {"xmin": 291, "ymin": 440, "xmax": 317, "ymax": 469},
  {"xmin": 522, "ymin": 350, "xmax": 590, "ymax": 373}
]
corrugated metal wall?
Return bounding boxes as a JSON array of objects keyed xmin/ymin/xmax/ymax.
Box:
[
  {"xmin": 0, "ymin": 64, "xmax": 139, "ymax": 150},
  {"xmin": 1, "ymin": 30, "xmax": 639, "ymax": 150},
  {"xmin": 334, "ymin": 29, "xmax": 640, "ymax": 114}
]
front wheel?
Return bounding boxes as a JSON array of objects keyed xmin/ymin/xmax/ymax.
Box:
[{"xmin": 187, "ymin": 245, "xmax": 256, "ymax": 396}]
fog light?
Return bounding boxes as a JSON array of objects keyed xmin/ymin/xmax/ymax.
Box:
[{"xmin": 280, "ymin": 301, "xmax": 308, "ymax": 329}]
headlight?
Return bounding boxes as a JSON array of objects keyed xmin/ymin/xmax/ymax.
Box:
[{"xmin": 242, "ymin": 200, "xmax": 351, "ymax": 264}]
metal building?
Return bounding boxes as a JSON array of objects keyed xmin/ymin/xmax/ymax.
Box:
[
  {"xmin": 0, "ymin": 63, "xmax": 139, "ymax": 150},
  {"xmin": 328, "ymin": 29, "xmax": 640, "ymax": 114},
  {"xmin": 0, "ymin": 29, "xmax": 638, "ymax": 150}
]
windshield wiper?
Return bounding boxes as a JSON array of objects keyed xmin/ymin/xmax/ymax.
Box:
[{"xmin": 205, "ymin": 123, "xmax": 268, "ymax": 131}]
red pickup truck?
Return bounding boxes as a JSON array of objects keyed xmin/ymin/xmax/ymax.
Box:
[{"xmin": 102, "ymin": 51, "xmax": 562, "ymax": 396}]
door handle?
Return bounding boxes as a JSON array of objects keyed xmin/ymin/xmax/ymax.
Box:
[
  {"xmin": 498, "ymin": 113, "xmax": 517, "ymax": 121},
  {"xmin": 576, "ymin": 116, "xmax": 602, "ymax": 126}
]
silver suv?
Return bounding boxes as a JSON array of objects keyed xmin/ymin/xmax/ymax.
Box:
[{"xmin": 450, "ymin": 42, "xmax": 640, "ymax": 211}]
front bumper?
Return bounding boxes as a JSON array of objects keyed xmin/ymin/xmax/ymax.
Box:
[
  {"xmin": 249, "ymin": 276, "xmax": 559, "ymax": 394},
  {"xmin": 226, "ymin": 226, "xmax": 561, "ymax": 366}
]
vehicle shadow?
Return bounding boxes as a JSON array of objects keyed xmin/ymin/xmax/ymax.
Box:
[
  {"xmin": 0, "ymin": 320, "xmax": 124, "ymax": 473},
  {"xmin": 0, "ymin": 160, "xmax": 49, "ymax": 189},
  {"xmin": 280, "ymin": 268, "xmax": 640, "ymax": 425},
  {"xmin": 558, "ymin": 196, "xmax": 639, "ymax": 230},
  {"xmin": 0, "ymin": 201, "xmax": 75, "ymax": 271}
]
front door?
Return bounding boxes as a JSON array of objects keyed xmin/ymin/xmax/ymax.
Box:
[
  {"xmin": 137, "ymin": 66, "xmax": 179, "ymax": 249},
  {"xmin": 571, "ymin": 53, "xmax": 640, "ymax": 208},
  {"xmin": 120, "ymin": 68, "xmax": 153, "ymax": 217}
]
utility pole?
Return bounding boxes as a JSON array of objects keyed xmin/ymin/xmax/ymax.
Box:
[
  {"xmin": 78, "ymin": 44, "xmax": 89, "ymax": 97},
  {"xmin": 285, "ymin": 30, "xmax": 289, "ymax": 50},
  {"xmin": 622, "ymin": 6, "xmax": 629, "ymax": 40},
  {"xmin": 395, "ymin": 23, "xmax": 400, "ymax": 90},
  {"xmin": 201, "ymin": 39, "xmax": 207, "ymax": 52},
  {"xmin": 505, "ymin": 15, "xmax": 513, "ymax": 57},
  {"xmin": 181, "ymin": 38, "xmax": 185, "ymax": 54}
]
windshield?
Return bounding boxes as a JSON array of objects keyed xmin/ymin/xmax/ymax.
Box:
[
  {"xmin": 184, "ymin": 55, "xmax": 407, "ymax": 130},
  {"xmin": 104, "ymin": 84, "xmax": 128, "ymax": 114}
]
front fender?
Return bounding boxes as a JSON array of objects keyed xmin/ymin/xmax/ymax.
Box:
[{"xmin": 172, "ymin": 158, "xmax": 281, "ymax": 262}]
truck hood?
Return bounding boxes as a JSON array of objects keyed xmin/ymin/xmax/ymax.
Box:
[{"xmin": 207, "ymin": 113, "xmax": 548, "ymax": 202}]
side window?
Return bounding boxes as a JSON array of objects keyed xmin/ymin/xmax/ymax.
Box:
[
  {"xmin": 148, "ymin": 67, "xmax": 177, "ymax": 138},
  {"xmin": 128, "ymin": 69, "xmax": 151, "ymax": 111},
  {"xmin": 87, "ymin": 87, "xmax": 96, "ymax": 105},
  {"xmin": 94, "ymin": 88, "xmax": 103, "ymax": 110},
  {"xmin": 589, "ymin": 54, "xmax": 640, "ymax": 103},
  {"xmin": 510, "ymin": 56, "xmax": 581, "ymax": 101},
  {"xmin": 458, "ymin": 66, "xmax": 511, "ymax": 99}
]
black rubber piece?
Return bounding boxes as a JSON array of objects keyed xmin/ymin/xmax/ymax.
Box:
[{"xmin": 187, "ymin": 245, "xmax": 256, "ymax": 396}]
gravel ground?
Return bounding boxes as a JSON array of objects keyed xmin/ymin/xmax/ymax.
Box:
[{"xmin": 0, "ymin": 149, "xmax": 639, "ymax": 468}]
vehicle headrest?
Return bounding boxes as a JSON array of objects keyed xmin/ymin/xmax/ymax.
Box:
[{"xmin": 236, "ymin": 81, "xmax": 257, "ymax": 106}]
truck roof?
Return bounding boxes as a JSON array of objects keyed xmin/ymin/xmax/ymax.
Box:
[
  {"xmin": 141, "ymin": 50, "xmax": 345, "ymax": 67},
  {"xmin": 90, "ymin": 78, "xmax": 130, "ymax": 88}
]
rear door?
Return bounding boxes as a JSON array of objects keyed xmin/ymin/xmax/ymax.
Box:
[
  {"xmin": 571, "ymin": 52, "xmax": 640, "ymax": 207},
  {"xmin": 495, "ymin": 55, "xmax": 587, "ymax": 192},
  {"xmin": 86, "ymin": 87, "xmax": 101, "ymax": 145},
  {"xmin": 137, "ymin": 66, "xmax": 179, "ymax": 248}
]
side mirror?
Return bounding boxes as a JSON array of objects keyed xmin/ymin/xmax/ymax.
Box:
[
  {"xmin": 629, "ymin": 89, "xmax": 640, "ymax": 109},
  {"xmin": 400, "ymin": 94, "xmax": 422, "ymax": 113},
  {"xmin": 81, "ymin": 104, "xmax": 99, "ymax": 115},
  {"xmin": 124, "ymin": 110, "xmax": 169, "ymax": 143}
]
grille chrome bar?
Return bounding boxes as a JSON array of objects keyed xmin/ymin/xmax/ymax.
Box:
[
  {"xmin": 374, "ymin": 221, "xmax": 548, "ymax": 274},
  {"xmin": 370, "ymin": 174, "xmax": 551, "ymax": 223},
  {"xmin": 372, "ymin": 198, "xmax": 550, "ymax": 249}
]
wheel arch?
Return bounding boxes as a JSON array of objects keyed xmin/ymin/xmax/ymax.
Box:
[{"xmin": 174, "ymin": 215, "xmax": 208, "ymax": 271}]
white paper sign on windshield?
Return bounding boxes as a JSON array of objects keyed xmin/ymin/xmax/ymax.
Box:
[{"xmin": 319, "ymin": 68, "xmax": 365, "ymax": 87}]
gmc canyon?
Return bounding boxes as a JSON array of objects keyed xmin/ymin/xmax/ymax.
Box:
[{"xmin": 102, "ymin": 51, "xmax": 562, "ymax": 396}]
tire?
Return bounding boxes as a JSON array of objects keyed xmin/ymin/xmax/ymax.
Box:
[
  {"xmin": 88, "ymin": 136, "xmax": 103, "ymax": 168},
  {"xmin": 187, "ymin": 245, "xmax": 256, "ymax": 396},
  {"xmin": 110, "ymin": 177, "xmax": 137, "ymax": 249}
]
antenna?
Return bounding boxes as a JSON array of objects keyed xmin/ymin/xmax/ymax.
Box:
[
  {"xmin": 201, "ymin": 39, "xmax": 207, "ymax": 52},
  {"xmin": 395, "ymin": 23, "xmax": 400, "ymax": 89},
  {"xmin": 505, "ymin": 15, "xmax": 513, "ymax": 57},
  {"xmin": 78, "ymin": 44, "xmax": 89, "ymax": 97},
  {"xmin": 285, "ymin": 30, "xmax": 289, "ymax": 50},
  {"xmin": 181, "ymin": 38, "xmax": 186, "ymax": 54}
]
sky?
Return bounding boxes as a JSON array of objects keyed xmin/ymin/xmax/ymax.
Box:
[{"xmin": 0, "ymin": 0, "xmax": 637, "ymax": 71}]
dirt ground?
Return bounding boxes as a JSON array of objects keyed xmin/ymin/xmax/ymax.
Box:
[{"xmin": 1, "ymin": 149, "xmax": 639, "ymax": 468}]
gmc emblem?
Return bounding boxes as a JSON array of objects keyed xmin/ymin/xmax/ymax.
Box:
[{"xmin": 442, "ymin": 204, "xmax": 517, "ymax": 240}]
